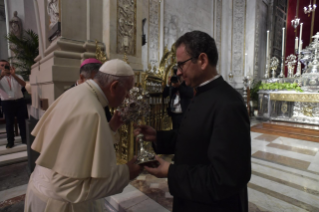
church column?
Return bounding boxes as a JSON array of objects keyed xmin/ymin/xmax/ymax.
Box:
[
  {"xmin": 246, "ymin": 0, "xmax": 257, "ymax": 79},
  {"xmin": 102, "ymin": 0, "xmax": 143, "ymax": 71}
]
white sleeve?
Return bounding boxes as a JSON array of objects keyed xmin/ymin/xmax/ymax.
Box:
[{"xmin": 49, "ymin": 164, "xmax": 130, "ymax": 203}]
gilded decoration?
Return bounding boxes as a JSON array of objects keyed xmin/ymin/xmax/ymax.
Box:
[
  {"xmin": 270, "ymin": 93, "xmax": 319, "ymax": 102},
  {"xmin": 95, "ymin": 41, "xmax": 107, "ymax": 63},
  {"xmin": 281, "ymin": 102, "xmax": 288, "ymax": 114},
  {"xmin": 117, "ymin": 0, "xmax": 136, "ymax": 56},
  {"xmin": 159, "ymin": 44, "xmax": 177, "ymax": 87},
  {"xmin": 302, "ymin": 106, "xmax": 314, "ymax": 117}
]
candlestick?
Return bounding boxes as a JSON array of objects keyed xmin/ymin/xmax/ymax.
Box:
[
  {"xmin": 279, "ymin": 28, "xmax": 285, "ymax": 78},
  {"xmin": 266, "ymin": 31, "xmax": 269, "ymax": 60},
  {"xmin": 282, "ymin": 28, "xmax": 285, "ymax": 57},
  {"xmin": 264, "ymin": 31, "xmax": 270, "ymax": 78},
  {"xmin": 299, "ymin": 23, "xmax": 303, "ymax": 53}
]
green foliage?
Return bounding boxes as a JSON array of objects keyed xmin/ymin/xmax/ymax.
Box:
[
  {"xmin": 258, "ymin": 82, "xmax": 303, "ymax": 92},
  {"xmin": 5, "ymin": 30, "xmax": 39, "ymax": 80},
  {"xmin": 250, "ymin": 80, "xmax": 262, "ymax": 101}
]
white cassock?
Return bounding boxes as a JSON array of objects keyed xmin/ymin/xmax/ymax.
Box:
[{"xmin": 24, "ymin": 79, "xmax": 129, "ymax": 212}]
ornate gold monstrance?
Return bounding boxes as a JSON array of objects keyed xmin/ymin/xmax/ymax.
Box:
[{"xmin": 116, "ymin": 44, "xmax": 177, "ymax": 164}]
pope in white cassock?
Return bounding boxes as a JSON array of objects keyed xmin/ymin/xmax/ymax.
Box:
[{"xmin": 24, "ymin": 59, "xmax": 143, "ymax": 212}]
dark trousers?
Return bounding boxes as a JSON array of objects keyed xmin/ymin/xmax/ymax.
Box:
[
  {"xmin": 171, "ymin": 113, "xmax": 184, "ymax": 130},
  {"xmin": 2, "ymin": 98, "xmax": 27, "ymax": 143}
]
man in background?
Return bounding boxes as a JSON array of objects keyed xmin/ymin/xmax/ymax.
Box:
[
  {"xmin": 0, "ymin": 60, "xmax": 27, "ymax": 148},
  {"xmin": 162, "ymin": 66, "xmax": 193, "ymax": 130}
]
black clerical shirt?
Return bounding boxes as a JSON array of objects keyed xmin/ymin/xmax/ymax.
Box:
[{"xmin": 155, "ymin": 76, "xmax": 251, "ymax": 212}]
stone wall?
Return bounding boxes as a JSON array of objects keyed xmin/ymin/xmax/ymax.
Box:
[{"xmin": 164, "ymin": 0, "xmax": 213, "ymax": 50}]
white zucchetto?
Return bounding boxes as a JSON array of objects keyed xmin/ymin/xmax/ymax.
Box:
[{"xmin": 99, "ymin": 59, "xmax": 134, "ymax": 76}]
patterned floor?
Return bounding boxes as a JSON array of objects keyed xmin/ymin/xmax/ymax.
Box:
[
  {"xmin": 109, "ymin": 132, "xmax": 319, "ymax": 212},
  {"xmin": 2, "ymin": 131, "xmax": 319, "ymax": 211}
]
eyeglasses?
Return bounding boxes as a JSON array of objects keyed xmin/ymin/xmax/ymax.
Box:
[{"xmin": 176, "ymin": 57, "xmax": 193, "ymax": 71}]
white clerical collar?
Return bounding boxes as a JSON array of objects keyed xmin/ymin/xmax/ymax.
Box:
[
  {"xmin": 198, "ymin": 75, "xmax": 220, "ymax": 87},
  {"xmin": 89, "ymin": 79, "xmax": 109, "ymax": 105}
]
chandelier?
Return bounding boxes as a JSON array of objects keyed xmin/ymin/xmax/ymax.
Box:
[
  {"xmin": 304, "ymin": 0, "xmax": 317, "ymax": 17},
  {"xmin": 291, "ymin": 16, "xmax": 300, "ymax": 32},
  {"xmin": 291, "ymin": 2, "xmax": 300, "ymax": 32}
]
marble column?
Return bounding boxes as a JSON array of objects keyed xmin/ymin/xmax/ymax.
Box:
[{"xmin": 30, "ymin": 0, "xmax": 144, "ymax": 119}]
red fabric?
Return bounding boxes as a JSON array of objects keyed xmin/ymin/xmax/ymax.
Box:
[{"xmin": 285, "ymin": 0, "xmax": 319, "ymax": 76}]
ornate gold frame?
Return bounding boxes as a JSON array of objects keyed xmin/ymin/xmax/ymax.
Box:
[
  {"xmin": 270, "ymin": 93, "xmax": 319, "ymax": 102},
  {"xmin": 116, "ymin": 44, "xmax": 176, "ymax": 164}
]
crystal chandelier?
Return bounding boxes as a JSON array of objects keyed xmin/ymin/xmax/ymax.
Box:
[
  {"xmin": 291, "ymin": 16, "xmax": 300, "ymax": 32},
  {"xmin": 304, "ymin": 0, "xmax": 317, "ymax": 17},
  {"xmin": 291, "ymin": 2, "xmax": 300, "ymax": 32}
]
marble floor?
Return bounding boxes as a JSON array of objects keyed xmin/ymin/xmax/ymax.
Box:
[
  {"xmin": 2, "ymin": 128, "xmax": 319, "ymax": 211},
  {"xmin": 105, "ymin": 131, "xmax": 319, "ymax": 212}
]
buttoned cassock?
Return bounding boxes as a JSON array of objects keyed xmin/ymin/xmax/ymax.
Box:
[{"xmin": 154, "ymin": 76, "xmax": 251, "ymax": 212}]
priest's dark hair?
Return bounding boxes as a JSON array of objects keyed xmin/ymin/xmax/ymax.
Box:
[
  {"xmin": 175, "ymin": 30, "xmax": 218, "ymax": 67},
  {"xmin": 80, "ymin": 63, "xmax": 102, "ymax": 79}
]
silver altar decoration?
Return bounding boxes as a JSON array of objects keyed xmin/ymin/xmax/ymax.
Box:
[
  {"xmin": 278, "ymin": 56, "xmax": 285, "ymax": 78},
  {"xmin": 257, "ymin": 32, "xmax": 319, "ymax": 125},
  {"xmin": 257, "ymin": 90, "xmax": 319, "ymax": 125},
  {"xmin": 301, "ymin": 32, "xmax": 319, "ymax": 92},
  {"xmin": 300, "ymin": 47, "xmax": 313, "ymax": 73},
  {"xmin": 270, "ymin": 57, "xmax": 279, "ymax": 78},
  {"xmin": 295, "ymin": 54, "xmax": 302, "ymax": 78},
  {"xmin": 285, "ymin": 54, "xmax": 297, "ymax": 78},
  {"xmin": 117, "ymin": 87, "xmax": 156, "ymax": 165}
]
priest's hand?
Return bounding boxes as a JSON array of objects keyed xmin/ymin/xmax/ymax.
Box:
[
  {"xmin": 109, "ymin": 111, "xmax": 123, "ymax": 132},
  {"xmin": 126, "ymin": 156, "xmax": 143, "ymax": 180},
  {"xmin": 133, "ymin": 124, "xmax": 157, "ymax": 143},
  {"xmin": 144, "ymin": 156, "xmax": 170, "ymax": 178}
]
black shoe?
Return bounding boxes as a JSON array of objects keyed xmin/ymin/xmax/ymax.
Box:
[{"xmin": 6, "ymin": 142, "xmax": 14, "ymax": 149}]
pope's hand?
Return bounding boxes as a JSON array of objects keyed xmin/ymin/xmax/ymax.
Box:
[
  {"xmin": 144, "ymin": 155, "xmax": 170, "ymax": 178},
  {"xmin": 133, "ymin": 124, "xmax": 157, "ymax": 143},
  {"xmin": 126, "ymin": 156, "xmax": 143, "ymax": 180},
  {"xmin": 109, "ymin": 111, "xmax": 123, "ymax": 132}
]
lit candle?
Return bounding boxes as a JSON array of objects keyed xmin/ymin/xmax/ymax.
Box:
[
  {"xmin": 266, "ymin": 31, "xmax": 269, "ymax": 60},
  {"xmin": 299, "ymin": 23, "xmax": 303, "ymax": 53},
  {"xmin": 295, "ymin": 37, "xmax": 298, "ymax": 51},
  {"xmin": 282, "ymin": 28, "xmax": 285, "ymax": 57}
]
